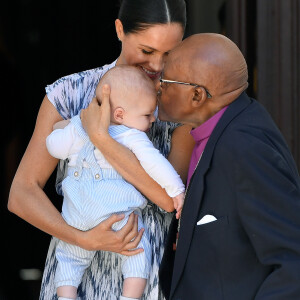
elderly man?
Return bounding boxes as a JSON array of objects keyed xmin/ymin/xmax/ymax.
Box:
[{"xmin": 158, "ymin": 33, "xmax": 300, "ymax": 300}]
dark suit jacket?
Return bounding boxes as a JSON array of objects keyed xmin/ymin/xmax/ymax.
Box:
[{"xmin": 159, "ymin": 92, "xmax": 300, "ymax": 300}]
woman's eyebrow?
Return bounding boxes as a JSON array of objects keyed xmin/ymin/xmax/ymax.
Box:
[
  {"xmin": 139, "ymin": 44, "xmax": 157, "ymax": 51},
  {"xmin": 140, "ymin": 44, "xmax": 171, "ymax": 53}
]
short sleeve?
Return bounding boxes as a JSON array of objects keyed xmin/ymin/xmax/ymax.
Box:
[{"xmin": 46, "ymin": 61, "xmax": 117, "ymax": 120}]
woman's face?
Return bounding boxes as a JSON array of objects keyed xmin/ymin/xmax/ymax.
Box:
[{"xmin": 116, "ymin": 20, "xmax": 184, "ymax": 80}]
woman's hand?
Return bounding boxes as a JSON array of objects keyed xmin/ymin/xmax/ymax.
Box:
[
  {"xmin": 81, "ymin": 84, "xmax": 111, "ymax": 143},
  {"xmin": 80, "ymin": 213, "xmax": 144, "ymax": 255}
]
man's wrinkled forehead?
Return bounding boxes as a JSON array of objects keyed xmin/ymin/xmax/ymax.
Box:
[{"xmin": 163, "ymin": 50, "xmax": 187, "ymax": 79}]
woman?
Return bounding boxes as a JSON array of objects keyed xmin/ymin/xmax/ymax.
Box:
[{"xmin": 8, "ymin": 0, "xmax": 194, "ymax": 299}]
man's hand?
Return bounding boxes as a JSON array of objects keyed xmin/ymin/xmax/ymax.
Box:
[
  {"xmin": 81, "ymin": 84, "xmax": 111, "ymax": 143},
  {"xmin": 79, "ymin": 213, "xmax": 144, "ymax": 256},
  {"xmin": 173, "ymin": 192, "xmax": 184, "ymax": 219}
]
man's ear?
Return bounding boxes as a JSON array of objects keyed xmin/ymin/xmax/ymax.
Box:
[
  {"xmin": 115, "ymin": 19, "xmax": 125, "ymax": 41},
  {"xmin": 191, "ymin": 86, "xmax": 209, "ymax": 107},
  {"xmin": 113, "ymin": 107, "xmax": 125, "ymax": 124}
]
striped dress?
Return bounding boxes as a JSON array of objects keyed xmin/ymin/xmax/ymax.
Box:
[{"xmin": 40, "ymin": 60, "xmax": 179, "ymax": 300}]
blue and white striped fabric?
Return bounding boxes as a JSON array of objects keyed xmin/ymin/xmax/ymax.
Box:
[
  {"xmin": 56, "ymin": 213, "xmax": 151, "ymax": 288},
  {"xmin": 55, "ymin": 116, "xmax": 151, "ymax": 288}
]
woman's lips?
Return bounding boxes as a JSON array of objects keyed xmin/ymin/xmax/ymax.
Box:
[{"xmin": 141, "ymin": 66, "xmax": 160, "ymax": 79}]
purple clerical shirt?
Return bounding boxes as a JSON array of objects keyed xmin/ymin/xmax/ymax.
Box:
[{"xmin": 187, "ymin": 106, "xmax": 228, "ymax": 186}]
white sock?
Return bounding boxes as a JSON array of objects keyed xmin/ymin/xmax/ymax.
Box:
[
  {"xmin": 58, "ymin": 297, "xmax": 75, "ymax": 300},
  {"xmin": 120, "ymin": 296, "xmax": 139, "ymax": 300}
]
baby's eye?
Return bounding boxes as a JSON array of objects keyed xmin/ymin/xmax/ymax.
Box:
[{"xmin": 142, "ymin": 49, "xmax": 154, "ymax": 55}]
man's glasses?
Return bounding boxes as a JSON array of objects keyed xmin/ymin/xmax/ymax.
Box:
[{"xmin": 159, "ymin": 73, "xmax": 212, "ymax": 98}]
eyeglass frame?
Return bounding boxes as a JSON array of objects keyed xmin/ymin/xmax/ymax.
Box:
[{"xmin": 159, "ymin": 73, "xmax": 212, "ymax": 98}]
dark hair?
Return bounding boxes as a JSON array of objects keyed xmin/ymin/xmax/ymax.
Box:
[{"xmin": 118, "ymin": 0, "xmax": 186, "ymax": 34}]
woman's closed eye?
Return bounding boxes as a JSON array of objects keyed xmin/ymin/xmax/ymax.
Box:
[{"xmin": 142, "ymin": 49, "xmax": 154, "ymax": 55}]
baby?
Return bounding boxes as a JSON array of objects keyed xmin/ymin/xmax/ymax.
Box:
[{"xmin": 46, "ymin": 65, "xmax": 185, "ymax": 300}]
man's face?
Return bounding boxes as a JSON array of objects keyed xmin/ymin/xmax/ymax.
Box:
[{"xmin": 157, "ymin": 63, "xmax": 194, "ymax": 124}]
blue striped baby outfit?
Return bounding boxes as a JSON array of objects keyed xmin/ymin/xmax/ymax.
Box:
[{"xmin": 54, "ymin": 115, "xmax": 151, "ymax": 288}]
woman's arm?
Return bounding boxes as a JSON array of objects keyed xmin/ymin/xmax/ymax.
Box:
[
  {"xmin": 168, "ymin": 124, "xmax": 195, "ymax": 185},
  {"xmin": 82, "ymin": 98, "xmax": 174, "ymax": 212},
  {"xmin": 8, "ymin": 96, "xmax": 143, "ymax": 255}
]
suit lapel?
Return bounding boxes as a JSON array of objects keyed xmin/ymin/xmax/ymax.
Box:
[{"xmin": 169, "ymin": 92, "xmax": 252, "ymax": 298}]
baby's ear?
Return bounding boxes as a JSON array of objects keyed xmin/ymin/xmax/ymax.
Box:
[{"xmin": 113, "ymin": 107, "xmax": 125, "ymax": 124}]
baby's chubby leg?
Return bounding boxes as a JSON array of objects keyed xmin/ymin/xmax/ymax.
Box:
[
  {"xmin": 119, "ymin": 214, "xmax": 151, "ymax": 300},
  {"xmin": 55, "ymin": 239, "xmax": 96, "ymax": 300},
  {"xmin": 57, "ymin": 285, "xmax": 77, "ymax": 300},
  {"xmin": 122, "ymin": 277, "xmax": 147, "ymax": 299}
]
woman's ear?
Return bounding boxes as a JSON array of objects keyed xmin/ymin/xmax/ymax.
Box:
[
  {"xmin": 113, "ymin": 107, "xmax": 125, "ymax": 124},
  {"xmin": 115, "ymin": 19, "xmax": 125, "ymax": 42},
  {"xmin": 191, "ymin": 86, "xmax": 209, "ymax": 108}
]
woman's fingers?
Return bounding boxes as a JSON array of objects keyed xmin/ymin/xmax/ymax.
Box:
[
  {"xmin": 102, "ymin": 213, "xmax": 125, "ymax": 229},
  {"xmin": 80, "ymin": 85, "xmax": 111, "ymax": 141},
  {"xmin": 100, "ymin": 84, "xmax": 111, "ymax": 106},
  {"xmin": 98, "ymin": 84, "xmax": 111, "ymax": 132},
  {"xmin": 118, "ymin": 214, "xmax": 141, "ymax": 244},
  {"xmin": 125, "ymin": 214, "xmax": 139, "ymax": 242},
  {"xmin": 117, "ymin": 213, "xmax": 136, "ymax": 237},
  {"xmin": 96, "ymin": 213, "xmax": 144, "ymax": 255},
  {"xmin": 120, "ymin": 228, "xmax": 145, "ymax": 256},
  {"xmin": 120, "ymin": 248, "xmax": 144, "ymax": 256},
  {"xmin": 125, "ymin": 226, "xmax": 144, "ymax": 248},
  {"xmin": 80, "ymin": 98, "xmax": 101, "ymax": 136},
  {"xmin": 116, "ymin": 213, "xmax": 144, "ymax": 253}
]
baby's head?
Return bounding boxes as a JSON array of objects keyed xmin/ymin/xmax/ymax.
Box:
[{"xmin": 96, "ymin": 65, "xmax": 157, "ymax": 132}]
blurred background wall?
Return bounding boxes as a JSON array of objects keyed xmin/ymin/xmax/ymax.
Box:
[{"xmin": 1, "ymin": 0, "xmax": 299, "ymax": 299}]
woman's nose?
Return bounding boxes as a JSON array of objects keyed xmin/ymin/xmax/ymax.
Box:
[{"xmin": 149, "ymin": 55, "xmax": 164, "ymax": 72}]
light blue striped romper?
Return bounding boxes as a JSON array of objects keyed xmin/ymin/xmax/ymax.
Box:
[{"xmin": 54, "ymin": 115, "xmax": 151, "ymax": 288}]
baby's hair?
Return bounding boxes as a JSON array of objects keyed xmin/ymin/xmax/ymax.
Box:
[{"xmin": 96, "ymin": 65, "xmax": 156, "ymax": 109}]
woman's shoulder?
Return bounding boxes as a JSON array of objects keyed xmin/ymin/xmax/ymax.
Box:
[{"xmin": 46, "ymin": 60, "xmax": 117, "ymax": 119}]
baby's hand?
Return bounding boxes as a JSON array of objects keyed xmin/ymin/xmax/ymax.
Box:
[
  {"xmin": 53, "ymin": 119, "xmax": 70, "ymax": 130},
  {"xmin": 172, "ymin": 192, "xmax": 184, "ymax": 219}
]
